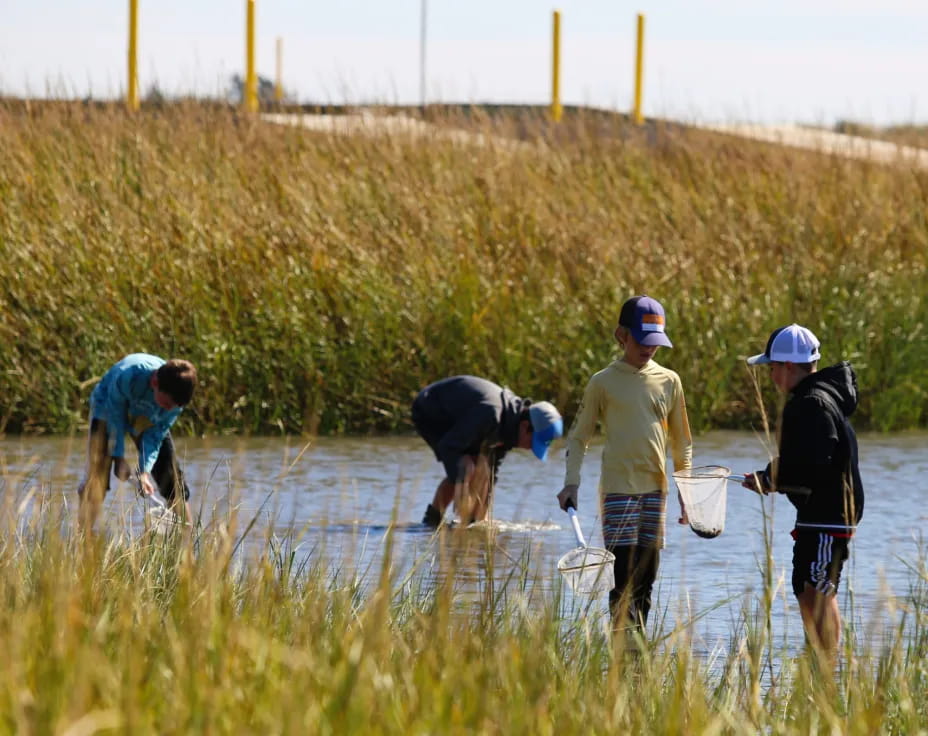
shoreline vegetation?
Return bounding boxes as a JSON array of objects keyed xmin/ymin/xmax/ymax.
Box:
[
  {"xmin": 1, "ymin": 100, "xmax": 926, "ymax": 438},
  {"xmin": 0, "ymin": 492, "xmax": 926, "ymax": 733}
]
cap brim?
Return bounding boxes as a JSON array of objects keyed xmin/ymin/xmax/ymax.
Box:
[
  {"xmin": 531, "ymin": 421, "xmax": 562, "ymax": 461},
  {"xmin": 746, "ymin": 353, "xmax": 772, "ymax": 365},
  {"xmin": 633, "ymin": 330, "xmax": 672, "ymax": 348},
  {"xmin": 531, "ymin": 436, "xmax": 550, "ymax": 461}
]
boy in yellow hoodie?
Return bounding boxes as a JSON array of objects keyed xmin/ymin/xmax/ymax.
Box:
[{"xmin": 557, "ymin": 295, "xmax": 692, "ymax": 631}]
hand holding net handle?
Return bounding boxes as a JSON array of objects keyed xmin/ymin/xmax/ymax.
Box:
[
  {"xmin": 735, "ymin": 472, "xmax": 813, "ymax": 496},
  {"xmin": 564, "ymin": 500, "xmax": 587, "ymax": 548}
]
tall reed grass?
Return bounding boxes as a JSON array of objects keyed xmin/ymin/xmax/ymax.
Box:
[
  {"xmin": 1, "ymin": 102, "xmax": 926, "ymax": 436},
  {"xmin": 0, "ymin": 485, "xmax": 925, "ymax": 734}
]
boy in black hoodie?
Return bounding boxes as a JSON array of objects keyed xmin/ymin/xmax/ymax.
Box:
[{"xmin": 742, "ymin": 324, "xmax": 864, "ymax": 666}]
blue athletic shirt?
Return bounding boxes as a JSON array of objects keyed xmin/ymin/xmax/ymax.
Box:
[{"xmin": 90, "ymin": 353, "xmax": 183, "ymax": 473}]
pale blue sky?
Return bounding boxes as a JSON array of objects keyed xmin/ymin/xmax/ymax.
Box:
[{"xmin": 1, "ymin": 1, "xmax": 926, "ymax": 124}]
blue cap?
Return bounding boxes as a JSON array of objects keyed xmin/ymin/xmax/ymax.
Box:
[
  {"xmin": 529, "ymin": 401, "xmax": 563, "ymax": 461},
  {"xmin": 618, "ymin": 295, "xmax": 673, "ymax": 348}
]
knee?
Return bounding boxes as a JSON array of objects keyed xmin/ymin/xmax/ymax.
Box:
[{"xmin": 797, "ymin": 585, "xmax": 833, "ymax": 619}]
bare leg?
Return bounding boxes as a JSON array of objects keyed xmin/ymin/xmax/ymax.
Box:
[
  {"xmin": 168, "ymin": 496, "xmax": 193, "ymax": 524},
  {"xmin": 431, "ymin": 478, "xmax": 456, "ymax": 514},
  {"xmin": 78, "ymin": 421, "xmax": 110, "ymax": 534},
  {"xmin": 422, "ymin": 478, "xmax": 455, "ymax": 527},
  {"xmin": 456, "ymin": 454, "xmax": 491, "ymax": 523},
  {"xmin": 797, "ymin": 583, "xmax": 841, "ymax": 670}
]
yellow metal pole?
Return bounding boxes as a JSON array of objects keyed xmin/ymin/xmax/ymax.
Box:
[
  {"xmin": 419, "ymin": 0, "xmax": 427, "ymax": 111},
  {"xmin": 245, "ymin": 0, "xmax": 258, "ymax": 112},
  {"xmin": 275, "ymin": 37, "xmax": 283, "ymax": 102},
  {"xmin": 550, "ymin": 10, "xmax": 562, "ymax": 122},
  {"xmin": 127, "ymin": 0, "xmax": 139, "ymax": 111},
  {"xmin": 633, "ymin": 13, "xmax": 645, "ymax": 125}
]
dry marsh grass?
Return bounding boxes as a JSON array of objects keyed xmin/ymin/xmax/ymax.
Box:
[
  {"xmin": 1, "ymin": 102, "xmax": 926, "ymax": 436},
  {"xmin": 0, "ymin": 490, "xmax": 925, "ymax": 734}
]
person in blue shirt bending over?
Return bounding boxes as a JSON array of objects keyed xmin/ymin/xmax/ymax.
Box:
[{"xmin": 78, "ymin": 353, "xmax": 197, "ymax": 532}]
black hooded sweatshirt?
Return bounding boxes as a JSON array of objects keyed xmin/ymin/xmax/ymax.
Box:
[
  {"xmin": 764, "ymin": 361, "xmax": 864, "ymax": 532},
  {"xmin": 411, "ymin": 376, "xmax": 526, "ymax": 484}
]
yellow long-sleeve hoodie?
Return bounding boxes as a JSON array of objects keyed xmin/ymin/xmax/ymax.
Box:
[{"xmin": 564, "ymin": 358, "xmax": 692, "ymax": 497}]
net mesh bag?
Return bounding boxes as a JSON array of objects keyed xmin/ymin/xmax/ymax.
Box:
[
  {"xmin": 557, "ymin": 547, "xmax": 616, "ymax": 595},
  {"xmin": 672, "ymin": 465, "xmax": 731, "ymax": 539},
  {"xmin": 146, "ymin": 504, "xmax": 180, "ymax": 535}
]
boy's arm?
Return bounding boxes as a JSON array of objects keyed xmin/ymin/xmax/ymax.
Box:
[
  {"xmin": 559, "ymin": 378, "xmax": 601, "ymax": 509},
  {"xmin": 745, "ymin": 399, "xmax": 837, "ymax": 497},
  {"xmin": 138, "ymin": 412, "xmax": 180, "ymax": 476},
  {"xmin": 772, "ymin": 397, "xmax": 838, "ymax": 495},
  {"xmin": 667, "ymin": 375, "xmax": 693, "ymax": 472},
  {"xmin": 668, "ymin": 375, "xmax": 693, "ymax": 523}
]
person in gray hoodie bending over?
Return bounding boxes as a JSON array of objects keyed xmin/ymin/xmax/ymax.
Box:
[{"xmin": 412, "ymin": 376, "xmax": 563, "ymax": 527}]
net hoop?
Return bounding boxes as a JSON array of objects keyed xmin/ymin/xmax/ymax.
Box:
[
  {"xmin": 557, "ymin": 547, "xmax": 616, "ymax": 595},
  {"xmin": 147, "ymin": 506, "xmax": 179, "ymax": 534},
  {"xmin": 672, "ymin": 464, "xmax": 732, "ymax": 481}
]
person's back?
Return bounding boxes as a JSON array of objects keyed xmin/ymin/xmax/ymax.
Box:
[
  {"xmin": 92, "ymin": 354, "xmax": 182, "ymax": 439},
  {"xmin": 411, "ymin": 376, "xmax": 519, "ymax": 455}
]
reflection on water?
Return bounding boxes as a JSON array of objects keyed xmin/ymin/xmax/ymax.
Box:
[{"xmin": 1, "ymin": 431, "xmax": 926, "ymax": 653}]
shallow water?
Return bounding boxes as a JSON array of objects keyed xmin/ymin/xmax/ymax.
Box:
[{"xmin": 2, "ymin": 430, "xmax": 926, "ymax": 653}]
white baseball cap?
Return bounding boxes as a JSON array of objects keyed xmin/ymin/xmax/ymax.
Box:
[{"xmin": 747, "ymin": 324, "xmax": 821, "ymax": 365}]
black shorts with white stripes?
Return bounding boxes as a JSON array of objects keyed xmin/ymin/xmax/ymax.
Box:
[{"xmin": 791, "ymin": 529, "xmax": 851, "ymax": 598}]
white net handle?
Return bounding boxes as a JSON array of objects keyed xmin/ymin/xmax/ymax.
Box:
[{"xmin": 567, "ymin": 506, "xmax": 586, "ymax": 547}]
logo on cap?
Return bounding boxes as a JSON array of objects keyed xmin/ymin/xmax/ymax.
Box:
[
  {"xmin": 619, "ymin": 295, "xmax": 673, "ymax": 348},
  {"xmin": 641, "ymin": 314, "xmax": 665, "ymax": 332}
]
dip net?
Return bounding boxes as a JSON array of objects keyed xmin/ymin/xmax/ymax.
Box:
[
  {"xmin": 557, "ymin": 546, "xmax": 616, "ymax": 595},
  {"xmin": 672, "ymin": 465, "xmax": 731, "ymax": 539}
]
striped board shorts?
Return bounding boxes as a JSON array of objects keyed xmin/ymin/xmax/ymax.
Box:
[{"xmin": 602, "ymin": 491, "xmax": 666, "ymax": 549}]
